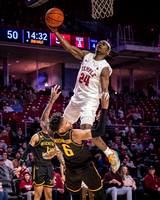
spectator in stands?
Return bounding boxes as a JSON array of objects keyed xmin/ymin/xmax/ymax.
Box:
[
  {"xmin": 12, "ymin": 152, "xmax": 21, "ymax": 176},
  {"xmin": 118, "ymin": 106, "xmax": 124, "ymax": 119},
  {"xmin": 135, "ymin": 139, "xmax": 144, "ymax": 151},
  {"xmin": 8, "ymin": 94, "xmax": 18, "ymax": 105},
  {"xmin": 11, "ymin": 83, "xmax": 18, "ymax": 91},
  {"xmin": 132, "ymin": 108, "xmax": 142, "ymax": 124},
  {"xmin": 19, "ymin": 170, "xmax": 34, "ymax": 200},
  {"xmin": 106, "ymin": 115, "xmax": 112, "ymax": 125},
  {"xmin": 104, "ymin": 167, "xmax": 132, "ymax": 200},
  {"xmin": 124, "ymin": 92, "xmax": 133, "ymax": 105},
  {"xmin": 30, "ymin": 117, "xmax": 41, "ymax": 136},
  {"xmin": 112, "ymin": 127, "xmax": 120, "ymax": 142},
  {"xmin": 144, "ymin": 166, "xmax": 160, "ymax": 200},
  {"xmin": 122, "ymin": 129, "xmax": 133, "ymax": 145},
  {"xmin": 124, "ymin": 155, "xmax": 136, "ymax": 169},
  {"xmin": 11, "ymin": 99, "xmax": 23, "ymax": 112},
  {"xmin": 1, "ymin": 93, "xmax": 9, "ymax": 103},
  {"xmin": 2, "ymin": 152, "xmax": 13, "ymax": 171},
  {"xmin": 0, "ymin": 156, "xmax": 13, "ymax": 180},
  {"xmin": 120, "ymin": 165, "xmax": 144, "ymax": 200},
  {"xmin": 26, "ymin": 152, "xmax": 34, "ymax": 169},
  {"xmin": 124, "ymin": 121, "xmax": 135, "ymax": 136},
  {"xmin": 52, "ymin": 166, "xmax": 64, "ymax": 200},
  {"xmin": 18, "ymin": 94, "xmax": 26, "ymax": 105},
  {"xmin": 132, "ymin": 132, "xmax": 138, "ymax": 144},
  {"xmin": 149, "ymin": 116, "xmax": 157, "ymax": 126},
  {"xmin": 16, "ymin": 162, "xmax": 29, "ymax": 180},
  {"xmin": 94, "ymin": 153, "xmax": 106, "ymax": 177},
  {"xmin": 125, "ymin": 108, "xmax": 134, "ymax": 121},
  {"xmin": 134, "ymin": 149, "xmax": 144, "ymax": 164},
  {"xmin": 0, "ymin": 182, "xmax": 8, "ymax": 200},
  {"xmin": 0, "ymin": 139, "xmax": 7, "ymax": 153},
  {"xmin": 27, "ymin": 89, "xmax": 36, "ymax": 101},
  {"xmin": 6, "ymin": 117, "xmax": 16, "ymax": 133},
  {"xmin": 7, "ymin": 145, "xmax": 14, "ymax": 161},
  {"xmin": 139, "ymin": 128, "xmax": 151, "ymax": 142},
  {"xmin": 108, "ymin": 108, "xmax": 117, "ymax": 124},
  {"xmin": 14, "ymin": 128, "xmax": 26, "ymax": 149},
  {"xmin": 152, "ymin": 137, "xmax": 159, "ymax": 150},
  {"xmin": 135, "ymin": 122, "xmax": 144, "ymax": 138},
  {"xmin": 5, "ymin": 124, "xmax": 14, "ymax": 140},
  {"xmin": 18, "ymin": 148, "xmax": 24, "ymax": 156},
  {"xmin": 0, "ymin": 130, "xmax": 10, "ymax": 145},
  {"xmin": 121, "ymin": 156, "xmax": 136, "ymax": 177},
  {"xmin": 28, "ymin": 106, "xmax": 39, "ymax": 122},
  {"xmin": 134, "ymin": 161, "xmax": 146, "ymax": 179},
  {"xmin": 23, "ymin": 89, "xmax": 29, "ymax": 100},
  {"xmin": 146, "ymin": 142, "xmax": 157, "ymax": 161},
  {"xmin": 22, "ymin": 142, "xmax": 27, "ymax": 151},
  {"xmin": 3, "ymin": 105, "xmax": 14, "ymax": 112},
  {"xmin": 155, "ymin": 117, "xmax": 160, "ymax": 126},
  {"xmin": 129, "ymin": 143, "xmax": 137, "ymax": 160}
]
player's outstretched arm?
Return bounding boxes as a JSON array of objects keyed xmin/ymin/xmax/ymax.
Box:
[
  {"xmin": 72, "ymin": 93, "xmax": 109, "ymax": 142},
  {"xmin": 47, "ymin": 25, "xmax": 89, "ymax": 60},
  {"xmin": 40, "ymin": 85, "xmax": 61, "ymax": 130},
  {"xmin": 55, "ymin": 146, "xmax": 66, "ymax": 169},
  {"xmin": 16, "ymin": 134, "xmax": 38, "ymax": 177},
  {"xmin": 101, "ymin": 67, "xmax": 110, "ymax": 100}
]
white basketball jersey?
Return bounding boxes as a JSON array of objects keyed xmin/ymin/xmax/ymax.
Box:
[{"xmin": 73, "ymin": 53, "xmax": 112, "ymax": 99}]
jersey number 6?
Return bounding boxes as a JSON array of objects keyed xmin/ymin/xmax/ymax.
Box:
[{"xmin": 62, "ymin": 144, "xmax": 74, "ymax": 156}]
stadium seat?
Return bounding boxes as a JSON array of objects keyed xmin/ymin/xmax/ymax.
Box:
[{"xmin": 0, "ymin": 179, "xmax": 18, "ymax": 200}]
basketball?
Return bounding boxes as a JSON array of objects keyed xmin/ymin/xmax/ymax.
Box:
[{"xmin": 45, "ymin": 8, "xmax": 64, "ymax": 27}]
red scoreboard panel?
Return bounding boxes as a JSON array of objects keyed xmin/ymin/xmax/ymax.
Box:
[
  {"xmin": 71, "ymin": 36, "xmax": 89, "ymax": 49},
  {"xmin": 51, "ymin": 33, "xmax": 71, "ymax": 46},
  {"xmin": 51, "ymin": 33, "xmax": 89, "ymax": 49}
]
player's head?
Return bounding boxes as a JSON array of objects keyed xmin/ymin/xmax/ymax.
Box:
[
  {"xmin": 95, "ymin": 40, "xmax": 111, "ymax": 56},
  {"xmin": 49, "ymin": 112, "xmax": 72, "ymax": 137}
]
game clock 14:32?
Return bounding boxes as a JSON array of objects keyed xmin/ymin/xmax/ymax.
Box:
[{"xmin": 24, "ymin": 30, "xmax": 50, "ymax": 46}]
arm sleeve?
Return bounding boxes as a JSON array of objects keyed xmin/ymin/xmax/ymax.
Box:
[
  {"xmin": 19, "ymin": 144, "xmax": 34, "ymax": 167},
  {"xmin": 91, "ymin": 108, "xmax": 107, "ymax": 138}
]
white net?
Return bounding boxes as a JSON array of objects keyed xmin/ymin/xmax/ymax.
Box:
[{"xmin": 91, "ymin": 0, "xmax": 114, "ymax": 19}]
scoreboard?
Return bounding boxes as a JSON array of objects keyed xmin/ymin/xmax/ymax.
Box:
[{"xmin": 0, "ymin": 27, "xmax": 109, "ymax": 50}]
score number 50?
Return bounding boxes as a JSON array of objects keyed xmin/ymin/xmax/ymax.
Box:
[{"xmin": 7, "ymin": 30, "xmax": 19, "ymax": 40}]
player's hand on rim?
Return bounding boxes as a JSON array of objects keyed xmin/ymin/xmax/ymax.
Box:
[
  {"xmin": 101, "ymin": 92, "xmax": 109, "ymax": 109},
  {"xmin": 50, "ymin": 85, "xmax": 61, "ymax": 102}
]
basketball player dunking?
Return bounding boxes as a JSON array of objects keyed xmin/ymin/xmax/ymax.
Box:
[{"xmin": 44, "ymin": 26, "xmax": 120, "ymax": 171}]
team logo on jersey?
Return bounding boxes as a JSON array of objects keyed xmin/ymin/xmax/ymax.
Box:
[{"xmin": 85, "ymin": 60, "xmax": 89, "ymax": 62}]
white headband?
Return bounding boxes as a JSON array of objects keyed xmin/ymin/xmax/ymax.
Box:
[{"xmin": 100, "ymin": 40, "xmax": 111, "ymax": 51}]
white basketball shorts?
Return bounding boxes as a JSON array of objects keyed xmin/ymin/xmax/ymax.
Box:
[{"xmin": 63, "ymin": 95, "xmax": 100, "ymax": 125}]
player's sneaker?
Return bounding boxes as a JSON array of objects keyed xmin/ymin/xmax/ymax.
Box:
[
  {"xmin": 43, "ymin": 149, "xmax": 57, "ymax": 159},
  {"xmin": 108, "ymin": 149, "xmax": 120, "ymax": 171}
]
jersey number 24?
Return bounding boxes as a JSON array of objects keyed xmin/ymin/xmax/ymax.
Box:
[{"xmin": 79, "ymin": 73, "xmax": 90, "ymax": 86}]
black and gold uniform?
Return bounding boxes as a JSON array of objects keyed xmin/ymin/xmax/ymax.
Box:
[
  {"xmin": 33, "ymin": 131, "xmax": 55, "ymax": 187},
  {"xmin": 54, "ymin": 129, "xmax": 103, "ymax": 192}
]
